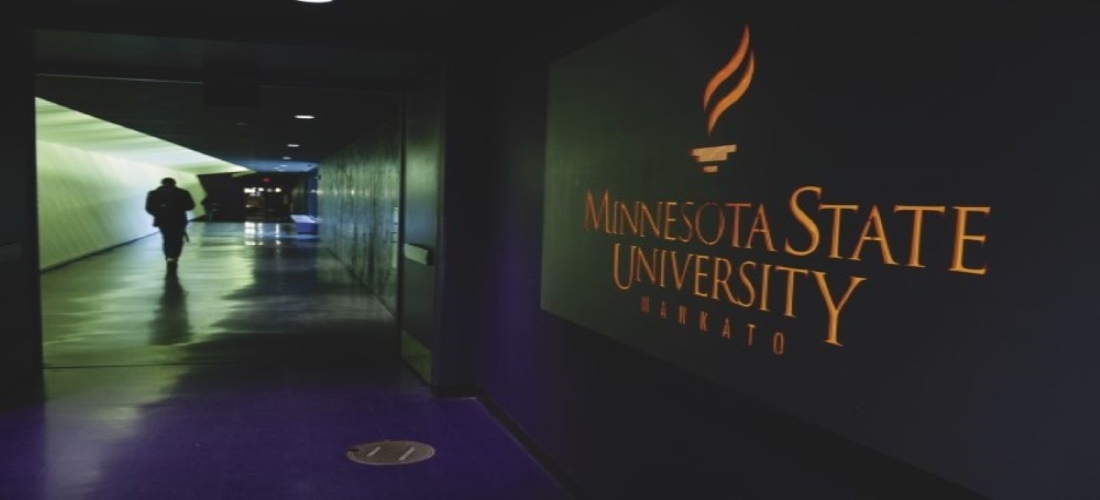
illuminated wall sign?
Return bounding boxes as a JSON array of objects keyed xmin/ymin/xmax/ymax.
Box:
[
  {"xmin": 543, "ymin": 22, "xmax": 991, "ymax": 363},
  {"xmin": 542, "ymin": 2, "xmax": 1094, "ymax": 497}
]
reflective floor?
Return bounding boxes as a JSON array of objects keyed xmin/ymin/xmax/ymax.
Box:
[{"xmin": 1, "ymin": 222, "xmax": 571, "ymax": 500}]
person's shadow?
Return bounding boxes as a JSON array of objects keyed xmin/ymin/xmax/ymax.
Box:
[{"xmin": 149, "ymin": 270, "xmax": 192, "ymax": 345}]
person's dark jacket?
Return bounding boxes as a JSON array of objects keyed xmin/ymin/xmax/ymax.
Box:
[{"xmin": 145, "ymin": 185, "xmax": 196, "ymax": 229}]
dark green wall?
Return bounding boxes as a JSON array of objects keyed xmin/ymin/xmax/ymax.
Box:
[
  {"xmin": 318, "ymin": 112, "xmax": 402, "ymax": 313},
  {"xmin": 397, "ymin": 58, "xmax": 493, "ymax": 390},
  {"xmin": 433, "ymin": 55, "xmax": 494, "ymax": 390},
  {"xmin": 400, "ymin": 68, "xmax": 445, "ymax": 379},
  {"xmin": 0, "ymin": 27, "xmax": 41, "ymax": 389}
]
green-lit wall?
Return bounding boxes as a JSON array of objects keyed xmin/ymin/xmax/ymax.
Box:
[
  {"xmin": 317, "ymin": 114, "xmax": 402, "ymax": 313},
  {"xmin": 36, "ymin": 141, "xmax": 206, "ymax": 270}
]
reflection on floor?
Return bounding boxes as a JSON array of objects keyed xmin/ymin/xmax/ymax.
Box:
[{"xmin": 1, "ymin": 222, "xmax": 571, "ymax": 500}]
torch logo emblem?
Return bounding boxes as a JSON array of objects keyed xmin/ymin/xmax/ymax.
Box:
[{"xmin": 692, "ymin": 25, "xmax": 755, "ymax": 173}]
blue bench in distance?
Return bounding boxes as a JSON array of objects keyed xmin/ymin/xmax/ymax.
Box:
[{"xmin": 290, "ymin": 214, "xmax": 318, "ymax": 234}]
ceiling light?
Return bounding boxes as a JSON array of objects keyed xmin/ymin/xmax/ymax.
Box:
[
  {"xmin": 294, "ymin": 114, "xmax": 315, "ymax": 120},
  {"xmin": 287, "ymin": 143, "xmax": 299, "ymax": 147},
  {"xmin": 283, "ymin": 156, "xmax": 291, "ymax": 160},
  {"xmin": 296, "ymin": 0, "xmax": 333, "ymax": 3}
]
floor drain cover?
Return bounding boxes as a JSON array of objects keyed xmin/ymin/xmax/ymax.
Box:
[{"xmin": 347, "ymin": 440, "xmax": 435, "ymax": 465}]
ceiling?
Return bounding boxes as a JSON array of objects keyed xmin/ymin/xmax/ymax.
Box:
[
  {"xmin": 35, "ymin": 70, "xmax": 403, "ymax": 174},
  {"xmin": 27, "ymin": 0, "xmax": 676, "ymax": 174},
  {"xmin": 35, "ymin": 97, "xmax": 251, "ymax": 176}
]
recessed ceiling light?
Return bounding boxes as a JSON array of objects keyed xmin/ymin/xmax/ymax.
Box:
[
  {"xmin": 296, "ymin": 0, "xmax": 333, "ymax": 3},
  {"xmin": 294, "ymin": 114, "xmax": 315, "ymax": 119},
  {"xmin": 287, "ymin": 143, "xmax": 299, "ymax": 147}
]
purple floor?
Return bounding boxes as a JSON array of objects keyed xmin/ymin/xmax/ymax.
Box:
[{"xmin": 0, "ymin": 222, "xmax": 572, "ymax": 500}]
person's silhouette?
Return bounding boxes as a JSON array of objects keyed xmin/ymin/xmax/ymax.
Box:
[{"xmin": 145, "ymin": 177, "xmax": 196, "ymax": 272}]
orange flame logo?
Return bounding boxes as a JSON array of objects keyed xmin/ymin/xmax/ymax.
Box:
[{"xmin": 703, "ymin": 25, "xmax": 755, "ymax": 136}]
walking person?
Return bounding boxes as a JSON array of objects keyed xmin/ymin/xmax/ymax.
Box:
[{"xmin": 145, "ymin": 177, "xmax": 196, "ymax": 272}]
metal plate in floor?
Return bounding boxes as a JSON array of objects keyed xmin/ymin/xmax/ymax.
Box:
[{"xmin": 347, "ymin": 440, "xmax": 435, "ymax": 465}]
